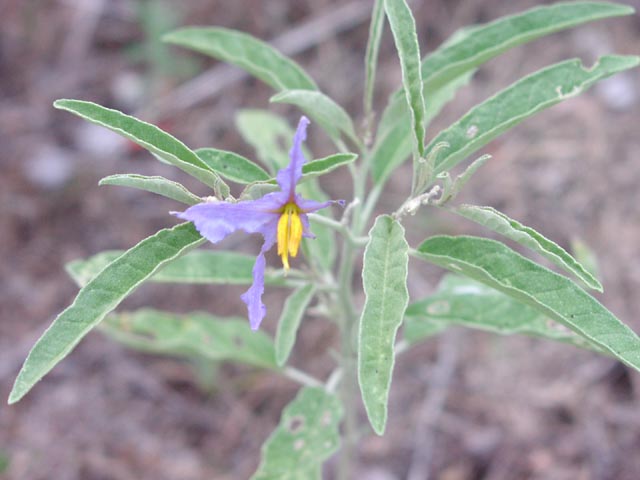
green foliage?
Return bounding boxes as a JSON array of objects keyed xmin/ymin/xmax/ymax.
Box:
[
  {"xmin": 252, "ymin": 387, "xmax": 343, "ymax": 480},
  {"xmin": 383, "ymin": 0, "xmax": 426, "ymax": 162},
  {"xmin": 65, "ymin": 250, "xmax": 289, "ymax": 287},
  {"xmin": 54, "ymin": 99, "xmax": 230, "ymax": 198},
  {"xmin": 164, "ymin": 27, "xmax": 317, "ymax": 91},
  {"xmin": 103, "ymin": 309, "xmax": 277, "ymax": 369},
  {"xmin": 99, "ymin": 174, "xmax": 202, "ymax": 205},
  {"xmin": 419, "ymin": 1, "xmax": 633, "ymax": 92},
  {"xmin": 364, "ymin": 0, "xmax": 385, "ymax": 120},
  {"xmin": 275, "ymin": 285, "xmax": 317, "ymax": 367},
  {"xmin": 9, "ymin": 223, "xmax": 204, "ymax": 404},
  {"xmin": 405, "ymin": 275, "xmax": 602, "ymax": 353},
  {"xmin": 426, "ymin": 55, "xmax": 639, "ymax": 178},
  {"xmin": 196, "ymin": 148, "xmax": 271, "ymax": 184},
  {"xmin": 415, "ymin": 236, "xmax": 640, "ymax": 372},
  {"xmin": 453, "ymin": 205, "xmax": 602, "ymax": 291},
  {"xmin": 358, "ymin": 215, "xmax": 409, "ymax": 435},
  {"xmin": 271, "ymin": 90, "xmax": 359, "ymax": 147}
]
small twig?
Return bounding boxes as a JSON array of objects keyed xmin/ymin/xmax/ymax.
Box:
[
  {"xmin": 325, "ymin": 368, "xmax": 343, "ymax": 393},
  {"xmin": 407, "ymin": 330, "xmax": 462, "ymax": 480},
  {"xmin": 308, "ymin": 213, "xmax": 368, "ymax": 246}
]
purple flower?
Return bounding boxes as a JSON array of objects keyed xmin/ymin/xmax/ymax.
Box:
[{"xmin": 174, "ymin": 117, "xmax": 342, "ymax": 330}]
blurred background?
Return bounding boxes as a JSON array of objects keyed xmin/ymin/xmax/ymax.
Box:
[{"xmin": 1, "ymin": 0, "xmax": 640, "ymax": 479}]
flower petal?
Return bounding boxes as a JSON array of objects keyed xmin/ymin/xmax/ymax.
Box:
[
  {"xmin": 276, "ymin": 116, "xmax": 310, "ymax": 198},
  {"xmin": 173, "ymin": 195, "xmax": 283, "ymax": 244},
  {"xmin": 240, "ymin": 219, "xmax": 278, "ymax": 330}
]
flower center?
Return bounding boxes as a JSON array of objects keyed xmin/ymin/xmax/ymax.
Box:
[{"xmin": 277, "ymin": 203, "xmax": 303, "ymax": 271}]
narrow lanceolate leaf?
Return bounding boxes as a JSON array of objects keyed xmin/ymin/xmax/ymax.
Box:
[
  {"xmin": 196, "ymin": 148, "xmax": 270, "ymax": 184},
  {"xmin": 275, "ymin": 285, "xmax": 316, "ymax": 367},
  {"xmin": 54, "ymin": 100, "xmax": 229, "ymax": 196},
  {"xmin": 99, "ymin": 174, "xmax": 202, "ymax": 205},
  {"xmin": 358, "ymin": 215, "xmax": 409, "ymax": 435},
  {"xmin": 65, "ymin": 250, "xmax": 287, "ymax": 288},
  {"xmin": 404, "ymin": 274, "xmax": 601, "ymax": 353},
  {"xmin": 371, "ymin": 71, "xmax": 473, "ymax": 185},
  {"xmin": 271, "ymin": 90, "xmax": 359, "ymax": 147},
  {"xmin": 364, "ymin": 0, "xmax": 385, "ymax": 118},
  {"xmin": 425, "ymin": 55, "xmax": 640, "ymax": 177},
  {"xmin": 164, "ymin": 27, "xmax": 317, "ymax": 91},
  {"xmin": 252, "ymin": 387, "xmax": 343, "ymax": 480},
  {"xmin": 383, "ymin": 0, "xmax": 426, "ymax": 159},
  {"xmin": 420, "ymin": 1, "xmax": 634, "ymax": 93},
  {"xmin": 415, "ymin": 236, "xmax": 640, "ymax": 372},
  {"xmin": 8, "ymin": 223, "xmax": 204, "ymax": 404},
  {"xmin": 102, "ymin": 309, "xmax": 276, "ymax": 369},
  {"xmin": 454, "ymin": 205, "xmax": 602, "ymax": 291},
  {"xmin": 300, "ymin": 153, "xmax": 358, "ymax": 180}
]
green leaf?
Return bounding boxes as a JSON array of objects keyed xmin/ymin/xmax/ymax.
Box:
[
  {"xmin": 270, "ymin": 90, "xmax": 359, "ymax": 147},
  {"xmin": 236, "ymin": 110, "xmax": 301, "ymax": 173},
  {"xmin": 54, "ymin": 100, "xmax": 229, "ymax": 197},
  {"xmin": 196, "ymin": 148, "xmax": 270, "ymax": 184},
  {"xmin": 375, "ymin": 1, "xmax": 635, "ymax": 179},
  {"xmin": 102, "ymin": 309, "xmax": 276, "ymax": 369},
  {"xmin": 358, "ymin": 215, "xmax": 409, "ymax": 435},
  {"xmin": 426, "ymin": 55, "xmax": 640, "ymax": 177},
  {"xmin": 364, "ymin": 0, "xmax": 385, "ymax": 119},
  {"xmin": 99, "ymin": 174, "xmax": 202, "ymax": 205},
  {"xmin": 453, "ymin": 205, "xmax": 602, "ymax": 291},
  {"xmin": 8, "ymin": 223, "xmax": 204, "ymax": 404},
  {"xmin": 415, "ymin": 236, "xmax": 640, "ymax": 372},
  {"xmin": 300, "ymin": 153, "xmax": 358, "ymax": 180},
  {"xmin": 370, "ymin": 71, "xmax": 474, "ymax": 185},
  {"xmin": 275, "ymin": 285, "xmax": 316, "ymax": 367},
  {"xmin": 164, "ymin": 27, "xmax": 317, "ymax": 91},
  {"xmin": 252, "ymin": 387, "xmax": 343, "ymax": 480},
  {"xmin": 383, "ymin": 0, "xmax": 426, "ymax": 159},
  {"xmin": 65, "ymin": 250, "xmax": 287, "ymax": 287},
  {"xmin": 420, "ymin": 1, "xmax": 634, "ymax": 93},
  {"xmin": 405, "ymin": 274, "xmax": 600, "ymax": 352},
  {"xmin": 255, "ymin": 153, "xmax": 358, "ymax": 186}
]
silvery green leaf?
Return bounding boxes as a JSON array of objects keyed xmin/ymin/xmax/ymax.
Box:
[
  {"xmin": 453, "ymin": 205, "xmax": 602, "ymax": 291},
  {"xmin": 9, "ymin": 223, "xmax": 204, "ymax": 404},
  {"xmin": 164, "ymin": 27, "xmax": 317, "ymax": 91},
  {"xmin": 275, "ymin": 285, "xmax": 316, "ymax": 367},
  {"xmin": 53, "ymin": 99, "xmax": 229, "ymax": 197},
  {"xmin": 99, "ymin": 174, "xmax": 202, "ymax": 205},
  {"xmin": 415, "ymin": 236, "xmax": 640, "ymax": 372},
  {"xmin": 358, "ymin": 215, "xmax": 409, "ymax": 435},
  {"xmin": 196, "ymin": 148, "xmax": 270, "ymax": 184},
  {"xmin": 103, "ymin": 309, "xmax": 276, "ymax": 369},
  {"xmin": 252, "ymin": 387, "xmax": 343, "ymax": 480}
]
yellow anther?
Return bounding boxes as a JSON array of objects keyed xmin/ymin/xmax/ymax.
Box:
[{"xmin": 277, "ymin": 203, "xmax": 303, "ymax": 272}]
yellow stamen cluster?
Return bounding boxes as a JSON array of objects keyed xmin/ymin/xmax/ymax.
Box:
[{"xmin": 277, "ymin": 203, "xmax": 303, "ymax": 271}]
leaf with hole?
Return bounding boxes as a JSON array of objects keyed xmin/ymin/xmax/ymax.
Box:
[
  {"xmin": 425, "ymin": 55, "xmax": 640, "ymax": 177},
  {"xmin": 405, "ymin": 274, "xmax": 602, "ymax": 353},
  {"xmin": 251, "ymin": 387, "xmax": 343, "ymax": 480}
]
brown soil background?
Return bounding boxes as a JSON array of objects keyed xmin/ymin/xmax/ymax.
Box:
[{"xmin": 2, "ymin": 1, "xmax": 640, "ymax": 479}]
